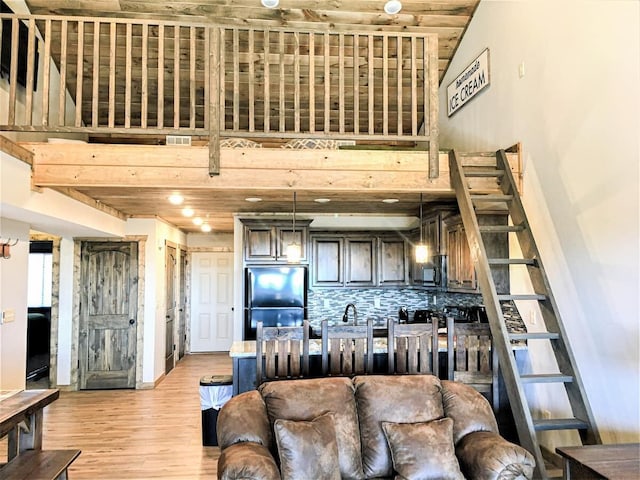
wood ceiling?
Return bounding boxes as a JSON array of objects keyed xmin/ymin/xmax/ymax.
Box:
[{"xmin": 19, "ymin": 0, "xmax": 480, "ymax": 233}]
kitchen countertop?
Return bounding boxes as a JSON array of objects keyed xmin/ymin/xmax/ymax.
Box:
[{"xmin": 230, "ymin": 328, "xmax": 526, "ymax": 358}]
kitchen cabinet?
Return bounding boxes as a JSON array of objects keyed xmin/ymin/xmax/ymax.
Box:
[
  {"xmin": 379, "ymin": 236, "xmax": 409, "ymax": 285},
  {"xmin": 445, "ymin": 219, "xmax": 477, "ymax": 291},
  {"xmin": 345, "ymin": 237, "xmax": 376, "ymax": 286},
  {"xmin": 243, "ymin": 220, "xmax": 309, "ymax": 263},
  {"xmin": 443, "ymin": 214, "xmax": 510, "ymax": 293},
  {"xmin": 310, "ymin": 233, "xmax": 409, "ymax": 287},
  {"xmin": 312, "ymin": 236, "xmax": 343, "ymax": 286}
]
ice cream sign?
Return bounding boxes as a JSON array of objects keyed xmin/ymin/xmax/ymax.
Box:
[{"xmin": 447, "ymin": 49, "xmax": 490, "ymax": 116}]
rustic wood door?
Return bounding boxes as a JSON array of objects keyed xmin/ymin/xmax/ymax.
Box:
[
  {"xmin": 177, "ymin": 248, "xmax": 187, "ymax": 360},
  {"xmin": 79, "ymin": 241, "xmax": 138, "ymax": 389},
  {"xmin": 165, "ymin": 245, "xmax": 177, "ymax": 374}
]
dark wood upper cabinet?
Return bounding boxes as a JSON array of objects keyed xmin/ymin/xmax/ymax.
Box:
[
  {"xmin": 345, "ymin": 237, "xmax": 376, "ymax": 286},
  {"xmin": 243, "ymin": 220, "xmax": 309, "ymax": 263},
  {"xmin": 311, "ymin": 236, "xmax": 343, "ymax": 286},
  {"xmin": 379, "ymin": 236, "xmax": 409, "ymax": 285}
]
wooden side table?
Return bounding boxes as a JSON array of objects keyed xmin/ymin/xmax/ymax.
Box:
[{"xmin": 556, "ymin": 444, "xmax": 640, "ymax": 479}]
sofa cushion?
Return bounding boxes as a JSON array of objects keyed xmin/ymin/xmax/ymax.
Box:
[
  {"xmin": 354, "ymin": 375, "xmax": 445, "ymax": 478},
  {"xmin": 260, "ymin": 378, "xmax": 364, "ymax": 480},
  {"xmin": 382, "ymin": 418, "xmax": 464, "ymax": 480},
  {"xmin": 274, "ymin": 413, "xmax": 341, "ymax": 480}
]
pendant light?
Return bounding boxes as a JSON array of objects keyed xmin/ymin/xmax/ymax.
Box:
[
  {"xmin": 415, "ymin": 193, "xmax": 429, "ymax": 263},
  {"xmin": 286, "ymin": 191, "xmax": 302, "ymax": 263}
]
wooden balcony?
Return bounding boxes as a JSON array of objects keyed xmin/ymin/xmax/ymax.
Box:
[{"xmin": 0, "ymin": 13, "xmax": 439, "ymax": 176}]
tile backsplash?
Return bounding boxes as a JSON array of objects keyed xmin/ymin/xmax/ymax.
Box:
[{"xmin": 307, "ymin": 287, "xmax": 483, "ymax": 329}]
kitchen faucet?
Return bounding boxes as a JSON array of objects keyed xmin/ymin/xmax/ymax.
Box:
[{"xmin": 342, "ymin": 303, "xmax": 358, "ymax": 325}]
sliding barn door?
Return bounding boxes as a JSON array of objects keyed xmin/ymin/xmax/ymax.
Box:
[{"xmin": 79, "ymin": 241, "xmax": 138, "ymax": 389}]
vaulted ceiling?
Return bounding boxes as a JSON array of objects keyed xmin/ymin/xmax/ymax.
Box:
[{"xmin": 18, "ymin": 0, "xmax": 481, "ymax": 233}]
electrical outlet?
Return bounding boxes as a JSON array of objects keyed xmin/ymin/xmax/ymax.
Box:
[{"xmin": 374, "ymin": 298, "xmax": 381, "ymax": 308}]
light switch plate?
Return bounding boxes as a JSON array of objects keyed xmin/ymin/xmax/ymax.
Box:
[{"xmin": 2, "ymin": 309, "xmax": 16, "ymax": 323}]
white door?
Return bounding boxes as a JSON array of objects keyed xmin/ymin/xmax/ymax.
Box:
[{"xmin": 190, "ymin": 252, "xmax": 234, "ymax": 352}]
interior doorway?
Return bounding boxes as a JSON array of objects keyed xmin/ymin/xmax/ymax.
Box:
[
  {"xmin": 165, "ymin": 244, "xmax": 177, "ymax": 374},
  {"xmin": 26, "ymin": 239, "xmax": 54, "ymax": 388},
  {"xmin": 190, "ymin": 252, "xmax": 234, "ymax": 352}
]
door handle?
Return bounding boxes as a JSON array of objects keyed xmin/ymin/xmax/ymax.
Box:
[{"xmin": 129, "ymin": 319, "xmax": 135, "ymax": 325}]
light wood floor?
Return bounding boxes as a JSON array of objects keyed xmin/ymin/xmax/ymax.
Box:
[{"xmin": 41, "ymin": 353, "xmax": 232, "ymax": 480}]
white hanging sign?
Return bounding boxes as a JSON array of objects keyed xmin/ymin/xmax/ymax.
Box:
[{"xmin": 446, "ymin": 49, "xmax": 490, "ymax": 116}]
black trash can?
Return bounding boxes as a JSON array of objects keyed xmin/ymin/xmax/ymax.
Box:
[{"xmin": 199, "ymin": 374, "xmax": 233, "ymax": 446}]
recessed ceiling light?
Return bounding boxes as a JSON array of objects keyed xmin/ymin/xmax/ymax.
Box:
[
  {"xmin": 193, "ymin": 217, "xmax": 203, "ymax": 226},
  {"xmin": 181, "ymin": 207, "xmax": 194, "ymax": 217},
  {"xmin": 382, "ymin": 198, "xmax": 399, "ymax": 203},
  {"xmin": 314, "ymin": 198, "xmax": 331, "ymax": 203},
  {"xmin": 384, "ymin": 0, "xmax": 402, "ymax": 14},
  {"xmin": 245, "ymin": 197, "xmax": 263, "ymax": 202},
  {"xmin": 201, "ymin": 224, "xmax": 212, "ymax": 233},
  {"xmin": 168, "ymin": 193, "xmax": 184, "ymax": 205},
  {"xmin": 261, "ymin": 0, "xmax": 279, "ymax": 8}
]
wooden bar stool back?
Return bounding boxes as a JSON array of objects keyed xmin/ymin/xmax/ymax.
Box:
[
  {"xmin": 446, "ymin": 316, "xmax": 499, "ymax": 411},
  {"xmin": 387, "ymin": 320, "xmax": 439, "ymax": 375},
  {"xmin": 256, "ymin": 320, "xmax": 310, "ymax": 386},
  {"xmin": 321, "ymin": 319, "xmax": 374, "ymax": 376}
]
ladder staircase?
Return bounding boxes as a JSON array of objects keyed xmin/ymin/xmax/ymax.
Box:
[{"xmin": 448, "ymin": 149, "xmax": 601, "ymax": 479}]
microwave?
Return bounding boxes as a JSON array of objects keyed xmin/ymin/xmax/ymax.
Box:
[{"xmin": 414, "ymin": 254, "xmax": 446, "ymax": 287}]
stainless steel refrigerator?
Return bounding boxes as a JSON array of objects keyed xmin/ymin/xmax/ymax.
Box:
[{"xmin": 244, "ymin": 266, "xmax": 307, "ymax": 340}]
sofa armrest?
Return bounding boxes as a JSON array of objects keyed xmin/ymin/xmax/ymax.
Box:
[
  {"xmin": 218, "ymin": 442, "xmax": 280, "ymax": 480},
  {"xmin": 217, "ymin": 390, "xmax": 272, "ymax": 450},
  {"xmin": 455, "ymin": 431, "xmax": 535, "ymax": 480}
]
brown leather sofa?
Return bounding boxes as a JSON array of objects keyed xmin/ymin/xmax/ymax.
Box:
[{"xmin": 217, "ymin": 375, "xmax": 535, "ymax": 480}]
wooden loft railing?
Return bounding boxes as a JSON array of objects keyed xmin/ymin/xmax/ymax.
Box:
[{"xmin": 0, "ymin": 13, "xmax": 439, "ymax": 177}]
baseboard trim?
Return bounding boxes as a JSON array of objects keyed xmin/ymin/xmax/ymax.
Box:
[{"xmin": 138, "ymin": 373, "xmax": 166, "ymax": 390}]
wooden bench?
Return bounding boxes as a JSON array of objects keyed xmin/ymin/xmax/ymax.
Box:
[{"xmin": 1, "ymin": 449, "xmax": 81, "ymax": 480}]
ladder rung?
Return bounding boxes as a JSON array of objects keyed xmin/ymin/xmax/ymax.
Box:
[
  {"xmin": 465, "ymin": 169, "xmax": 505, "ymax": 178},
  {"xmin": 470, "ymin": 194, "xmax": 513, "ymax": 202},
  {"xmin": 510, "ymin": 332, "xmax": 560, "ymax": 341},
  {"xmin": 533, "ymin": 418, "xmax": 589, "ymax": 431},
  {"xmin": 479, "ymin": 225, "xmax": 525, "ymax": 233},
  {"xmin": 497, "ymin": 294, "xmax": 546, "ymax": 301},
  {"xmin": 520, "ymin": 374, "xmax": 574, "ymax": 384},
  {"xmin": 488, "ymin": 258, "xmax": 536, "ymax": 265}
]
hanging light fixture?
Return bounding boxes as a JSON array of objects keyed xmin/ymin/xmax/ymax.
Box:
[
  {"xmin": 415, "ymin": 193, "xmax": 429, "ymax": 263},
  {"xmin": 286, "ymin": 191, "xmax": 302, "ymax": 263}
]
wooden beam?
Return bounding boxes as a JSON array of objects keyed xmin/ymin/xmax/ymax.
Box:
[
  {"xmin": 208, "ymin": 27, "xmax": 220, "ymax": 175},
  {"xmin": 52, "ymin": 187, "xmax": 128, "ymax": 220},
  {"xmin": 0, "ymin": 135, "xmax": 34, "ymax": 165}
]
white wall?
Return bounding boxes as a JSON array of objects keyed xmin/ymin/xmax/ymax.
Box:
[
  {"xmin": 438, "ymin": 0, "xmax": 639, "ymax": 445},
  {"xmin": 0, "ymin": 218, "xmax": 29, "ymax": 390},
  {"xmin": 125, "ymin": 218, "xmax": 185, "ymax": 384}
]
